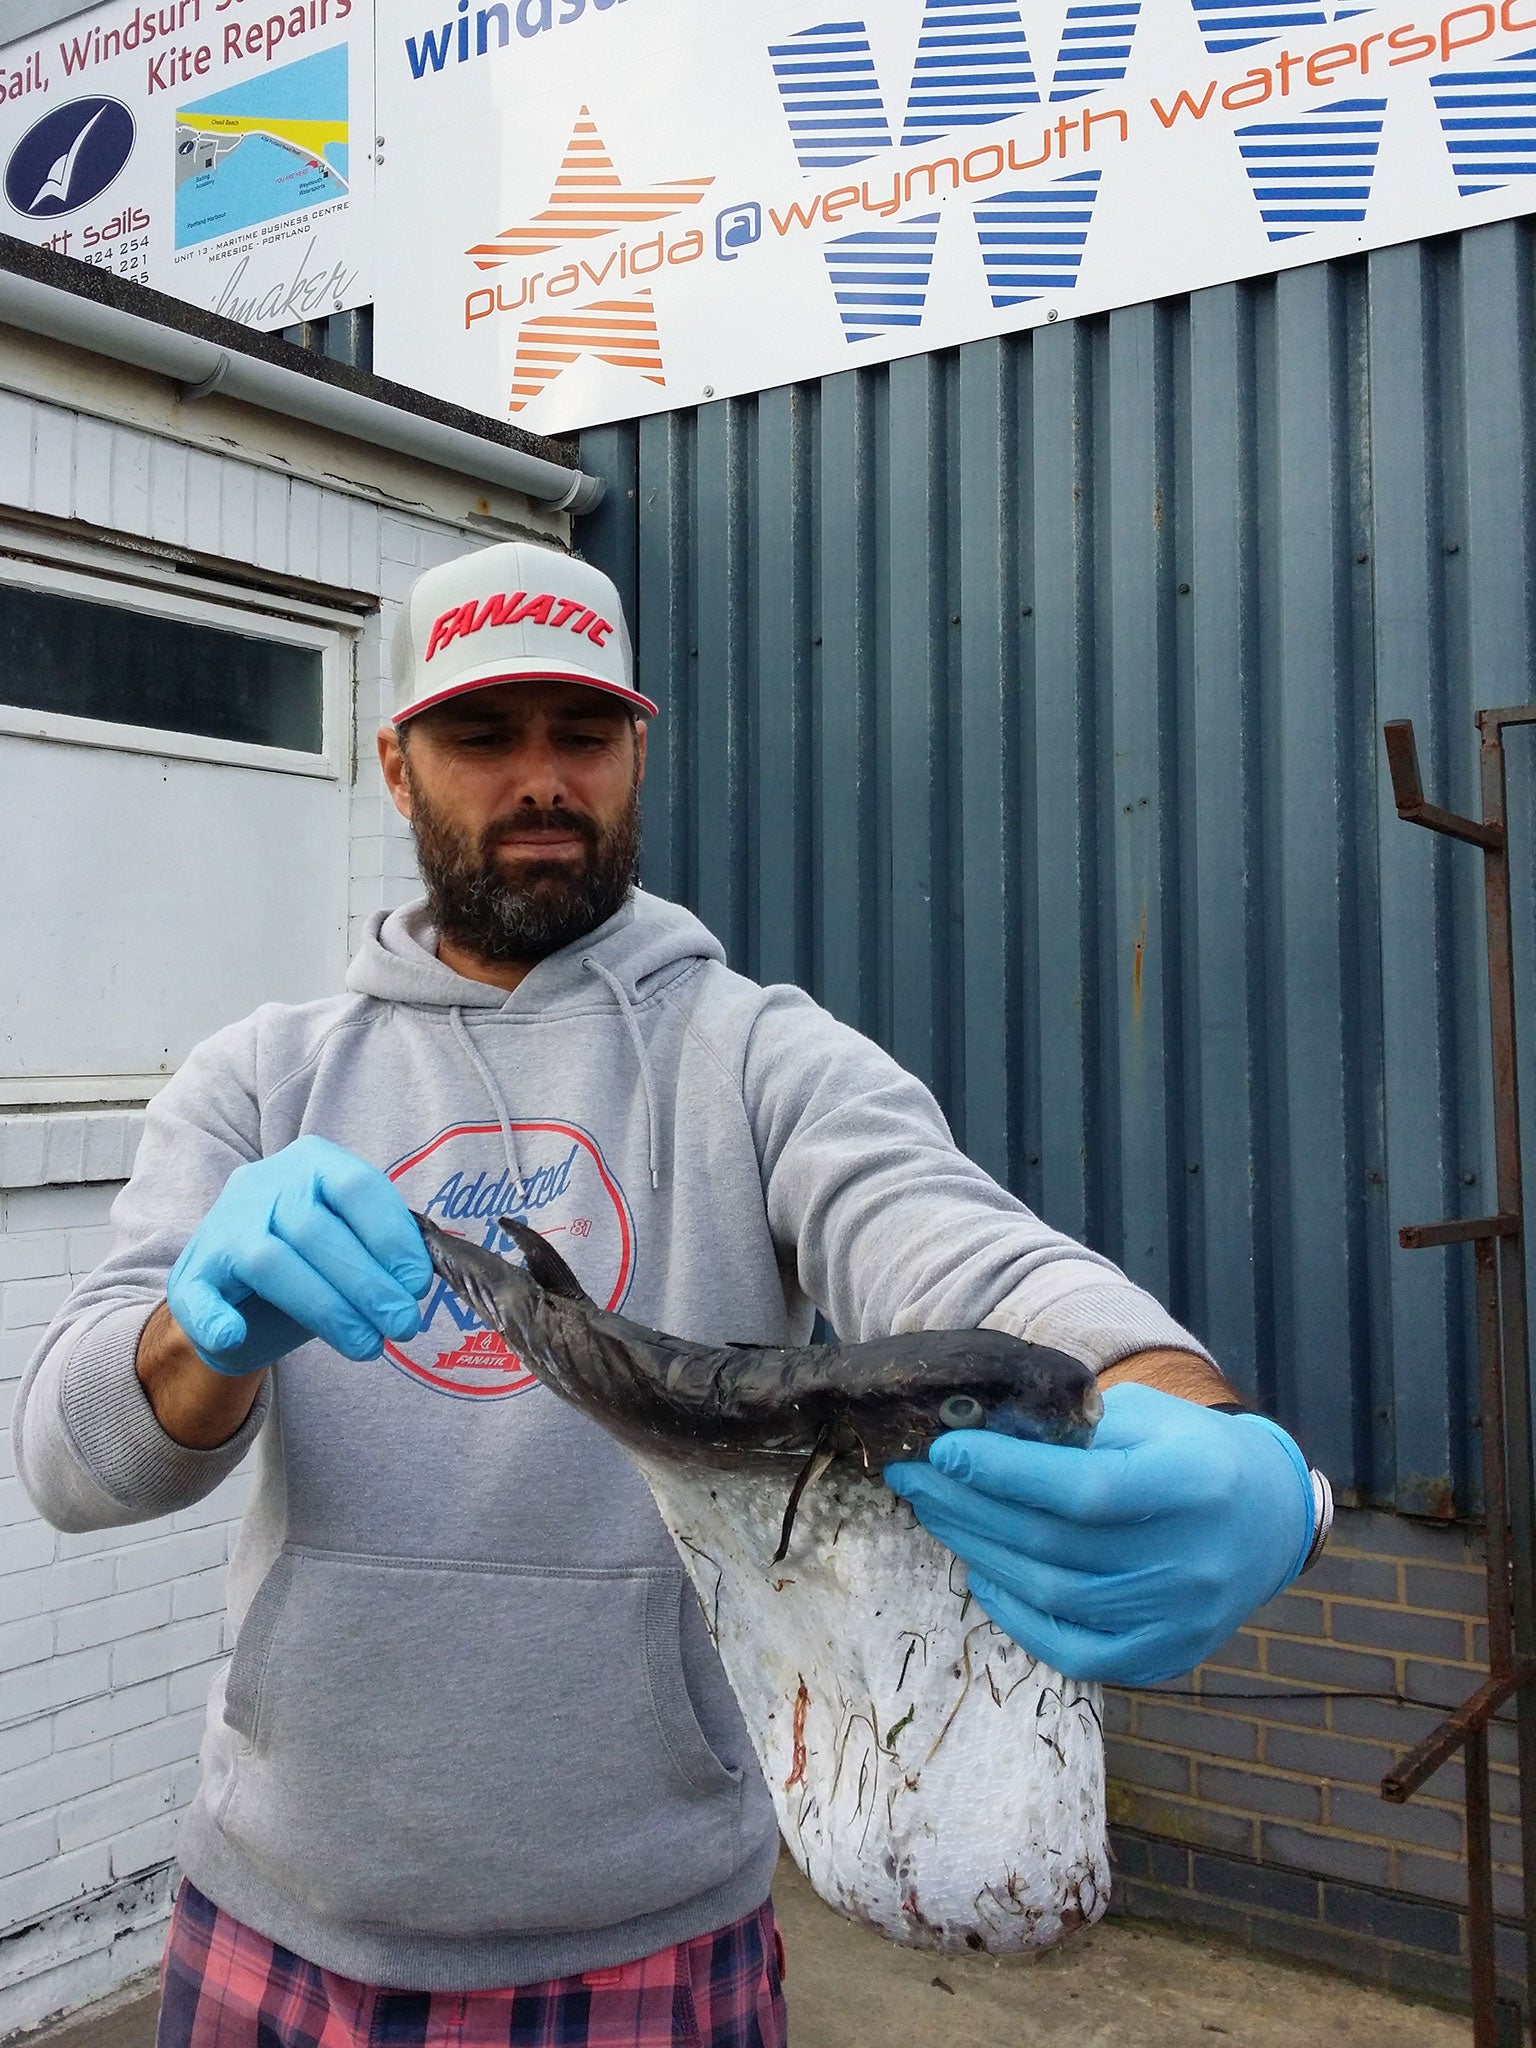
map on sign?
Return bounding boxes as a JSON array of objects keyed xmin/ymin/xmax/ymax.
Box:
[{"xmin": 175, "ymin": 44, "xmax": 350, "ymax": 250}]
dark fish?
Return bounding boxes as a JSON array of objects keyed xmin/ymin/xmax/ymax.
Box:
[{"xmin": 413, "ymin": 1212, "xmax": 1102, "ymax": 1556}]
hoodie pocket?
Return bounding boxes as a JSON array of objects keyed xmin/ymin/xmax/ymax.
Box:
[{"xmin": 218, "ymin": 1546, "xmax": 744, "ymax": 1936}]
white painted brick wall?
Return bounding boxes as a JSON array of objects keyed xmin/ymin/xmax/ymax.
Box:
[
  {"xmin": 349, "ymin": 574, "xmax": 441, "ymax": 949},
  {"xmin": 0, "ymin": 516, "xmax": 538, "ymax": 2037},
  {"xmin": 0, "ymin": 1182, "xmax": 252, "ymax": 2039},
  {"xmin": 0, "ymin": 354, "xmax": 572, "ymax": 2039}
]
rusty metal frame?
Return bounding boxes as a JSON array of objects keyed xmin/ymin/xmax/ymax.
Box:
[{"xmin": 1384, "ymin": 707, "xmax": 1536, "ymax": 2046}]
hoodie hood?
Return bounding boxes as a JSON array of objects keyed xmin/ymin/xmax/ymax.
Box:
[
  {"xmin": 346, "ymin": 889, "xmax": 727, "ymax": 1014},
  {"xmin": 346, "ymin": 890, "xmax": 729, "ymax": 1193}
]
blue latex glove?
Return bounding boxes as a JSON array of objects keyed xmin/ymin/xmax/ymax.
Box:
[
  {"xmin": 885, "ymin": 1382, "xmax": 1316, "ymax": 1686},
  {"xmin": 166, "ymin": 1136, "xmax": 432, "ymax": 1376}
]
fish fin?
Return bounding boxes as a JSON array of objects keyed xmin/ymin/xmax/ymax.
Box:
[
  {"xmin": 772, "ymin": 1429, "xmax": 837, "ymax": 1566},
  {"xmin": 412, "ymin": 1212, "xmax": 517, "ymax": 1333},
  {"xmin": 498, "ymin": 1215, "xmax": 598, "ymax": 1306}
]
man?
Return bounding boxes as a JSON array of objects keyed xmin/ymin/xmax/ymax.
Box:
[{"xmin": 14, "ymin": 542, "xmax": 1326, "ymax": 2048}]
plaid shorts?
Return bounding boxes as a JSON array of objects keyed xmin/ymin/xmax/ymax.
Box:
[{"xmin": 157, "ymin": 1880, "xmax": 788, "ymax": 2048}]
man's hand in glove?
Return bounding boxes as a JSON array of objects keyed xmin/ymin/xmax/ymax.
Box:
[
  {"xmin": 166, "ymin": 1135, "xmax": 432, "ymax": 1377},
  {"xmin": 885, "ymin": 1381, "xmax": 1317, "ymax": 1687}
]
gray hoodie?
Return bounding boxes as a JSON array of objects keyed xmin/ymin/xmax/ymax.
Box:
[{"xmin": 13, "ymin": 891, "xmax": 1209, "ymax": 1991}]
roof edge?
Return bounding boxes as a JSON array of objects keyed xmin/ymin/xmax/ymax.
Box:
[{"xmin": 0, "ymin": 236, "xmax": 604, "ymax": 515}]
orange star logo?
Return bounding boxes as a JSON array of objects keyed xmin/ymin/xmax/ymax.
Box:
[
  {"xmin": 508, "ymin": 290, "xmax": 665, "ymax": 415},
  {"xmin": 468, "ymin": 106, "xmax": 713, "ymax": 270}
]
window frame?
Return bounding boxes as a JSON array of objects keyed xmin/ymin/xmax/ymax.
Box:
[{"xmin": 0, "ymin": 548, "xmax": 354, "ymax": 780}]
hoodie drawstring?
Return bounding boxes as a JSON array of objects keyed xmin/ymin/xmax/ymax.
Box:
[
  {"xmin": 583, "ymin": 956, "xmax": 662, "ymax": 1190},
  {"xmin": 449, "ymin": 1006, "xmax": 526, "ymax": 1194}
]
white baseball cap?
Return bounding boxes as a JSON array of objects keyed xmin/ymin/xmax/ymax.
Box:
[{"xmin": 391, "ymin": 541, "xmax": 658, "ymax": 724}]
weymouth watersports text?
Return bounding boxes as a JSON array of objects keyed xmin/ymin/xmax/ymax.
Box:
[{"xmin": 460, "ymin": 0, "xmax": 1535, "ymax": 334}]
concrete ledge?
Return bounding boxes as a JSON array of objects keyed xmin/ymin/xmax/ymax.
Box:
[
  {"xmin": 1110, "ymin": 1824, "xmax": 1526, "ymax": 2016},
  {"xmin": 0, "ymin": 1112, "xmax": 144, "ymax": 1191},
  {"xmin": 0, "ymin": 1868, "xmax": 171, "ymax": 2044}
]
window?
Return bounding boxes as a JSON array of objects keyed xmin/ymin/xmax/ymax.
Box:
[
  {"xmin": 0, "ymin": 581, "xmax": 325, "ymax": 752},
  {"xmin": 0, "ymin": 554, "xmax": 348, "ymax": 776}
]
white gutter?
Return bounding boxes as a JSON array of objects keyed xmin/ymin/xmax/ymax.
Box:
[{"xmin": 0, "ymin": 267, "xmax": 604, "ymax": 515}]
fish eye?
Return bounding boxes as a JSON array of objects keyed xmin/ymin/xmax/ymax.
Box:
[{"xmin": 938, "ymin": 1393, "xmax": 985, "ymax": 1430}]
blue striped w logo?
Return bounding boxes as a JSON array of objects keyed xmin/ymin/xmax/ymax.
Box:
[{"xmin": 768, "ymin": 3, "xmax": 1144, "ymax": 174}]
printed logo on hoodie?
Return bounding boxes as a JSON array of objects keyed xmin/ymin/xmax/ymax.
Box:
[{"xmin": 386, "ymin": 1119, "xmax": 634, "ymax": 1399}]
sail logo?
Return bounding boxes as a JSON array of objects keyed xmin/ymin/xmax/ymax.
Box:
[{"xmin": 4, "ymin": 97, "xmax": 136, "ymax": 218}]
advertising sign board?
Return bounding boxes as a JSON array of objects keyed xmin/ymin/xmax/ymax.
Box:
[
  {"xmin": 369, "ymin": 0, "xmax": 1536, "ymax": 433},
  {"xmin": 0, "ymin": 0, "xmax": 372, "ymax": 326}
]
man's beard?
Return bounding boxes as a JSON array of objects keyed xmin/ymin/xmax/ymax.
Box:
[{"xmin": 403, "ymin": 761, "xmax": 641, "ymax": 966}]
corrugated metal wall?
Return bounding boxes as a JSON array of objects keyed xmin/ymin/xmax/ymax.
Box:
[{"xmin": 579, "ymin": 216, "xmax": 1536, "ymax": 1517}]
